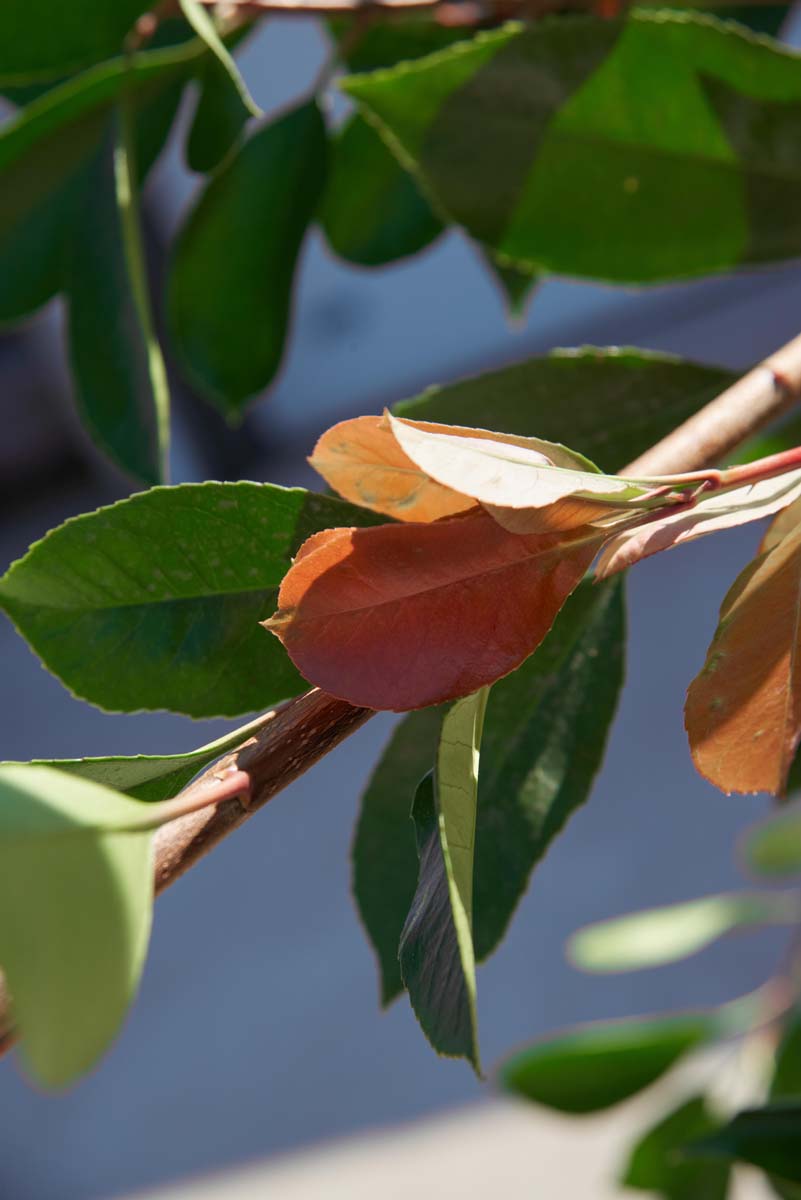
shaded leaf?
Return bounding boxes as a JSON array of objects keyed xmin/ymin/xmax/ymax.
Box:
[
  {"xmin": 329, "ymin": 17, "xmax": 468, "ymax": 75},
  {"xmin": 266, "ymin": 508, "xmax": 603, "ymax": 711},
  {"xmin": 394, "ymin": 347, "xmax": 734, "ymax": 475},
  {"xmin": 741, "ymin": 800, "xmax": 801, "ymax": 878},
  {"xmin": 353, "ymin": 704, "xmax": 446, "ymax": 1004},
  {"xmin": 0, "ymin": 1, "xmax": 151, "ymax": 85},
  {"xmin": 309, "ymin": 414, "xmax": 473, "ymax": 522},
  {"xmin": 621, "ymin": 1095, "xmax": 731, "ymax": 1199},
  {"xmin": 186, "ymin": 55, "xmax": 249, "ymax": 173},
  {"xmin": 478, "ymin": 246, "xmax": 539, "ymax": 319},
  {"xmin": 6, "ymin": 715, "xmax": 272, "ymax": 803},
  {"xmin": 772, "ymin": 1011, "xmax": 801, "ymax": 1100},
  {"xmin": 354, "ymin": 578, "xmax": 624, "ymax": 1002},
  {"xmin": 500, "ymin": 1012, "xmax": 712, "ymax": 1114},
  {"xmin": 321, "ymin": 114, "xmax": 443, "ymax": 266},
  {"xmin": 473, "ymin": 578, "xmax": 624, "ymax": 959},
  {"xmin": 569, "ymin": 892, "xmax": 800, "ymax": 973},
  {"xmin": 65, "ymin": 117, "xmax": 169, "ymax": 485},
  {"xmin": 689, "ymin": 1103, "xmax": 801, "ymax": 1184},
  {"xmin": 0, "ymin": 764, "xmax": 154, "ymax": 1088},
  {"xmin": 686, "ymin": 521, "xmax": 801, "ymax": 795},
  {"xmin": 597, "ymin": 469, "xmax": 801, "ymax": 578},
  {"xmin": 399, "ymin": 688, "xmax": 488, "ymax": 1069},
  {"xmin": 177, "ymin": 0, "xmax": 259, "ymax": 120},
  {"xmin": 343, "ymin": 13, "xmax": 801, "ymax": 284},
  {"xmin": 0, "ymin": 483, "xmax": 382, "ymax": 717},
  {"xmin": 167, "ymin": 101, "xmax": 328, "ymax": 419}
]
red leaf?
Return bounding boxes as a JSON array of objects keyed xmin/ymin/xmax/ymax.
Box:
[{"xmin": 264, "ymin": 510, "xmax": 602, "ymax": 711}]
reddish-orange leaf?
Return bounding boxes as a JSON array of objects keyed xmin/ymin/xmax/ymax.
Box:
[
  {"xmin": 308, "ymin": 415, "xmax": 474, "ymax": 523},
  {"xmin": 264, "ymin": 509, "xmax": 603, "ymax": 711},
  {"xmin": 686, "ymin": 522, "xmax": 801, "ymax": 796}
]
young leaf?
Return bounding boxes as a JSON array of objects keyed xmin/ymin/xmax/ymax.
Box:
[
  {"xmin": 167, "ymin": 101, "xmax": 328, "ymax": 419},
  {"xmin": 394, "ymin": 348, "xmax": 734, "ymax": 475},
  {"xmin": 740, "ymin": 800, "xmax": 801, "ymax": 879},
  {"xmin": 621, "ymin": 1095, "xmax": 731, "ymax": 1200},
  {"xmin": 65, "ymin": 116, "xmax": 169, "ymax": 485},
  {"xmin": 500, "ymin": 1013, "xmax": 713, "ymax": 1114},
  {"xmin": 0, "ymin": 764, "xmax": 154, "ymax": 1088},
  {"xmin": 353, "ymin": 578, "xmax": 624, "ymax": 1001},
  {"xmin": 177, "ymin": 0, "xmax": 259, "ymax": 120},
  {"xmin": 596, "ymin": 469, "xmax": 801, "ymax": 578},
  {"xmin": 686, "ymin": 521, "xmax": 801, "ymax": 795},
  {"xmin": 0, "ymin": 1, "xmax": 151, "ymax": 85},
  {"xmin": 6, "ymin": 713, "xmax": 273, "ymax": 803},
  {"xmin": 266, "ymin": 508, "xmax": 603, "ymax": 711},
  {"xmin": 320, "ymin": 114, "xmax": 443, "ymax": 266},
  {"xmin": 569, "ymin": 892, "xmax": 800, "ymax": 973},
  {"xmin": 0, "ymin": 483, "xmax": 382, "ymax": 717},
  {"xmin": 399, "ymin": 687, "xmax": 488, "ymax": 1070},
  {"xmin": 343, "ymin": 14, "xmax": 801, "ymax": 284},
  {"xmin": 309, "ymin": 414, "xmax": 474, "ymax": 522},
  {"xmin": 688, "ymin": 1103, "xmax": 801, "ymax": 1184},
  {"xmin": 353, "ymin": 704, "xmax": 446, "ymax": 1004}
]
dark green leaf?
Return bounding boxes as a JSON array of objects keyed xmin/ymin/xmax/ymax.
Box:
[
  {"xmin": 394, "ymin": 347, "xmax": 735, "ymax": 474},
  {"xmin": 168, "ymin": 101, "xmax": 328, "ymax": 419},
  {"xmin": 0, "ymin": 764, "xmax": 153, "ymax": 1088},
  {"xmin": 65, "ymin": 117, "xmax": 169, "ymax": 485},
  {"xmin": 473, "ymin": 578, "xmax": 624, "ymax": 960},
  {"xmin": 343, "ymin": 13, "xmax": 801, "ymax": 284},
  {"xmin": 186, "ymin": 55, "xmax": 250, "ymax": 173},
  {"xmin": 621, "ymin": 1095, "xmax": 731, "ymax": 1199},
  {"xmin": 0, "ymin": 1, "xmax": 151, "ymax": 85},
  {"xmin": 478, "ymin": 246, "xmax": 539, "ymax": 319},
  {"xmin": 400, "ymin": 687, "xmax": 487, "ymax": 1070},
  {"xmin": 329, "ymin": 17, "xmax": 469, "ymax": 74},
  {"xmin": 500, "ymin": 1013, "xmax": 713, "ymax": 1114},
  {"xmin": 689, "ymin": 1103, "xmax": 801, "ymax": 1184},
  {"xmin": 0, "ymin": 483, "xmax": 382, "ymax": 717},
  {"xmin": 321, "ymin": 114, "xmax": 443, "ymax": 266},
  {"xmin": 772, "ymin": 1011, "xmax": 801, "ymax": 1100},
  {"xmin": 7, "ymin": 714, "xmax": 271, "ymax": 803},
  {"xmin": 353, "ymin": 704, "xmax": 446, "ymax": 1004},
  {"xmin": 178, "ymin": 0, "xmax": 259, "ymax": 121}
]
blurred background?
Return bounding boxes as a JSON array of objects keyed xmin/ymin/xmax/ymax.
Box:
[{"xmin": 2, "ymin": 14, "xmax": 800, "ymax": 1198}]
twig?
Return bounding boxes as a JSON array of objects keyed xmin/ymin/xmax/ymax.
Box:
[{"xmin": 0, "ymin": 332, "xmax": 800, "ymax": 1055}]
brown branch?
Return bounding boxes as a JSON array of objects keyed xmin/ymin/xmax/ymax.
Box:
[
  {"xmin": 201, "ymin": 0, "xmax": 787, "ymax": 20},
  {"xmin": 0, "ymin": 332, "xmax": 799, "ymax": 1056}
]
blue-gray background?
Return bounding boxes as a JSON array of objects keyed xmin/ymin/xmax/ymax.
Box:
[{"xmin": 0, "ymin": 19, "xmax": 798, "ymax": 1198}]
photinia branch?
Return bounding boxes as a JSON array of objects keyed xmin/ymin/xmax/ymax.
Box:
[{"xmin": 0, "ymin": 331, "xmax": 800, "ymax": 1057}]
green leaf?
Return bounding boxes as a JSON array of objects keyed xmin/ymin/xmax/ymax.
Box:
[
  {"xmin": 0, "ymin": 482, "xmax": 383, "ymax": 717},
  {"xmin": 689, "ymin": 1103, "xmax": 801, "ymax": 1184},
  {"xmin": 399, "ymin": 688, "xmax": 488, "ymax": 1071},
  {"xmin": 186, "ymin": 55, "xmax": 249, "ymax": 173},
  {"xmin": 0, "ymin": 763, "xmax": 154, "ymax": 1088},
  {"xmin": 321, "ymin": 113, "xmax": 443, "ymax": 266},
  {"xmin": 500, "ymin": 1012, "xmax": 713, "ymax": 1114},
  {"xmin": 343, "ymin": 13, "xmax": 801, "ymax": 284},
  {"xmin": 394, "ymin": 347, "xmax": 735, "ymax": 474},
  {"xmin": 569, "ymin": 891, "xmax": 801, "ymax": 973},
  {"xmin": 771, "ymin": 1011, "xmax": 801, "ymax": 1100},
  {"xmin": 329, "ymin": 17, "xmax": 469, "ymax": 74},
  {"xmin": 6, "ymin": 713, "xmax": 271, "ymax": 803},
  {"xmin": 621, "ymin": 1095, "xmax": 731, "ymax": 1199},
  {"xmin": 473, "ymin": 578, "xmax": 624, "ymax": 959},
  {"xmin": 477, "ymin": 245, "xmax": 539, "ymax": 319},
  {"xmin": 0, "ymin": 1, "xmax": 152, "ymax": 85},
  {"xmin": 168, "ymin": 101, "xmax": 328, "ymax": 419},
  {"xmin": 178, "ymin": 0, "xmax": 260, "ymax": 120},
  {"xmin": 65, "ymin": 112, "xmax": 169, "ymax": 485},
  {"xmin": 353, "ymin": 578, "xmax": 623, "ymax": 1003},
  {"xmin": 741, "ymin": 800, "xmax": 801, "ymax": 878}
]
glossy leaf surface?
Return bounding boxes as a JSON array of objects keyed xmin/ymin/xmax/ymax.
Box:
[
  {"xmin": 344, "ymin": 13, "xmax": 801, "ymax": 283},
  {"xmin": 0, "ymin": 483, "xmax": 381, "ymax": 717},
  {"xmin": 0, "ymin": 764, "xmax": 153, "ymax": 1087},
  {"xmin": 168, "ymin": 101, "xmax": 328, "ymax": 418},
  {"xmin": 267, "ymin": 509, "xmax": 602, "ymax": 711},
  {"xmin": 500, "ymin": 1013, "xmax": 712, "ymax": 1114}
]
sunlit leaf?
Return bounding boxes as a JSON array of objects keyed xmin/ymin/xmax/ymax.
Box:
[
  {"xmin": 399, "ymin": 688, "xmax": 488, "ymax": 1069},
  {"xmin": 0, "ymin": 764, "xmax": 154, "ymax": 1088},
  {"xmin": 500, "ymin": 1013, "xmax": 713, "ymax": 1114},
  {"xmin": 686, "ymin": 521, "xmax": 801, "ymax": 795},
  {"xmin": 266, "ymin": 509, "xmax": 603, "ymax": 711},
  {"xmin": 569, "ymin": 892, "xmax": 800, "ymax": 973}
]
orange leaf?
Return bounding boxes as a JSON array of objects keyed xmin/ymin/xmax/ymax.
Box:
[
  {"xmin": 308, "ymin": 416, "xmax": 474, "ymax": 523},
  {"xmin": 264, "ymin": 510, "xmax": 602, "ymax": 711},
  {"xmin": 685, "ymin": 522, "xmax": 801, "ymax": 796}
]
